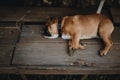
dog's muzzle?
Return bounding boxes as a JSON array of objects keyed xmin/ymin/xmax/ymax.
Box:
[
  {"xmin": 42, "ymin": 25, "xmax": 71, "ymax": 39},
  {"xmin": 43, "ymin": 26, "xmax": 58, "ymax": 39}
]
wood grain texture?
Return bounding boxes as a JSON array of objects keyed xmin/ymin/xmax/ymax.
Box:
[
  {"xmin": 19, "ymin": 25, "xmax": 120, "ymax": 44},
  {"xmin": 13, "ymin": 42, "xmax": 120, "ymax": 68},
  {"xmin": 12, "ymin": 25, "xmax": 120, "ymax": 70},
  {"xmin": 0, "ymin": 7, "xmax": 83, "ymax": 22},
  {"xmin": 0, "ymin": 7, "xmax": 119, "ymax": 74},
  {"xmin": 0, "ymin": 24, "xmax": 20, "ymax": 44},
  {"xmin": 0, "ymin": 45, "xmax": 14, "ymax": 65},
  {"xmin": 0, "ymin": 24, "xmax": 19, "ymax": 65}
]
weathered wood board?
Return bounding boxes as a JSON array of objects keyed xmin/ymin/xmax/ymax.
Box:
[
  {"xmin": 12, "ymin": 25, "xmax": 120, "ymax": 69},
  {"xmin": 0, "ymin": 7, "xmax": 120, "ymax": 74},
  {"xmin": 0, "ymin": 24, "xmax": 19, "ymax": 65},
  {"xmin": 0, "ymin": 45, "xmax": 14, "ymax": 65},
  {"xmin": 0, "ymin": 7, "xmax": 109, "ymax": 22},
  {"xmin": 19, "ymin": 25, "xmax": 120, "ymax": 43},
  {"xmin": 13, "ymin": 42, "xmax": 120, "ymax": 67},
  {"xmin": 0, "ymin": 24, "xmax": 20, "ymax": 45},
  {"xmin": 0, "ymin": 7, "xmax": 84, "ymax": 22}
]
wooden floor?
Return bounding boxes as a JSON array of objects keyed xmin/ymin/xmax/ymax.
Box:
[{"xmin": 0, "ymin": 7, "xmax": 120, "ymax": 74}]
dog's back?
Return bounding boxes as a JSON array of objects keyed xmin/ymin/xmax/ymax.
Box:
[{"xmin": 61, "ymin": 14, "xmax": 114, "ymax": 39}]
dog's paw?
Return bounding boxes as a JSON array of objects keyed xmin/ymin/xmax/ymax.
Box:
[
  {"xmin": 100, "ymin": 50, "xmax": 108, "ymax": 56},
  {"xmin": 78, "ymin": 45, "xmax": 85, "ymax": 49},
  {"xmin": 68, "ymin": 46, "xmax": 76, "ymax": 56}
]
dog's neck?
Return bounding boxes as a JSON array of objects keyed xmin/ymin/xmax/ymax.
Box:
[
  {"xmin": 58, "ymin": 22, "xmax": 62, "ymax": 37},
  {"xmin": 58, "ymin": 22, "xmax": 71, "ymax": 39}
]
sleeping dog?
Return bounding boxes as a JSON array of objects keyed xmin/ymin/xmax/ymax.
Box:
[{"xmin": 43, "ymin": 14, "xmax": 114, "ymax": 56}]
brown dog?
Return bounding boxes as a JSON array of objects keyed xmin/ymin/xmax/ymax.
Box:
[{"xmin": 43, "ymin": 14, "xmax": 114, "ymax": 56}]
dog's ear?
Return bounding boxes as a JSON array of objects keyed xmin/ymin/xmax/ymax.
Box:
[
  {"xmin": 46, "ymin": 18, "xmax": 52, "ymax": 26},
  {"xmin": 53, "ymin": 17, "xmax": 58, "ymax": 23},
  {"xmin": 49, "ymin": 17, "xmax": 58, "ymax": 23},
  {"xmin": 46, "ymin": 17, "xmax": 58, "ymax": 26}
]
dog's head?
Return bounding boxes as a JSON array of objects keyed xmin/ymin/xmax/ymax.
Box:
[{"xmin": 43, "ymin": 17, "xmax": 59, "ymax": 39}]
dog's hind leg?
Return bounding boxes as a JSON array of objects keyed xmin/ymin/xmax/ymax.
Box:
[
  {"xmin": 100, "ymin": 34, "xmax": 112, "ymax": 56},
  {"xmin": 99, "ymin": 20, "xmax": 114, "ymax": 56}
]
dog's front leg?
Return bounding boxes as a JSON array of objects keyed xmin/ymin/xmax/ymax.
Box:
[
  {"xmin": 69, "ymin": 35, "xmax": 85, "ymax": 49},
  {"xmin": 71, "ymin": 34, "xmax": 85, "ymax": 49},
  {"xmin": 68, "ymin": 34, "xmax": 85, "ymax": 56},
  {"xmin": 69, "ymin": 34, "xmax": 85, "ymax": 56}
]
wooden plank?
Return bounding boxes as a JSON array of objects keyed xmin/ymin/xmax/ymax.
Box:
[
  {"xmin": 12, "ymin": 42, "xmax": 120, "ymax": 67},
  {"xmin": 0, "ymin": 24, "xmax": 20, "ymax": 44},
  {"xmin": 0, "ymin": 7, "xmax": 27, "ymax": 22},
  {"xmin": 19, "ymin": 25, "xmax": 120, "ymax": 44},
  {"xmin": 0, "ymin": 7, "xmax": 83, "ymax": 22},
  {"xmin": 0, "ymin": 24, "xmax": 20, "ymax": 65},
  {"xmin": 12, "ymin": 25, "xmax": 120, "ymax": 74},
  {"xmin": 0, "ymin": 67, "xmax": 120, "ymax": 74},
  {"xmin": 0, "ymin": 45, "xmax": 14, "ymax": 65},
  {"xmin": 19, "ymin": 25, "xmax": 100, "ymax": 43},
  {"xmin": 0, "ymin": 7, "xmax": 110, "ymax": 23},
  {"xmin": 19, "ymin": 25, "xmax": 65, "ymax": 43}
]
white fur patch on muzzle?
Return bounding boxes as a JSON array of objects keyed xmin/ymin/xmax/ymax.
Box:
[{"xmin": 44, "ymin": 34, "xmax": 58, "ymax": 39}]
